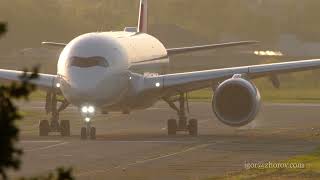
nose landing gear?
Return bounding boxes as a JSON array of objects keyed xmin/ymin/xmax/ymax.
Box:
[
  {"xmin": 80, "ymin": 119, "xmax": 96, "ymax": 140},
  {"xmin": 80, "ymin": 105, "xmax": 97, "ymax": 140},
  {"xmin": 164, "ymin": 93, "xmax": 198, "ymax": 136}
]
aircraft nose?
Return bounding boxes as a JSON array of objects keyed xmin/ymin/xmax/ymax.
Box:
[
  {"xmin": 64, "ymin": 76, "xmax": 105, "ymax": 105},
  {"xmin": 69, "ymin": 77, "xmax": 101, "ymax": 96},
  {"xmin": 66, "ymin": 68, "xmax": 107, "ymax": 95},
  {"xmin": 62, "ymin": 67, "xmax": 129, "ymax": 106}
]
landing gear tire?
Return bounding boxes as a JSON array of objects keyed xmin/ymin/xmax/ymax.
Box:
[
  {"xmin": 188, "ymin": 119, "xmax": 198, "ymax": 136},
  {"xmin": 49, "ymin": 112, "xmax": 60, "ymax": 132},
  {"xmin": 90, "ymin": 127, "xmax": 96, "ymax": 140},
  {"xmin": 60, "ymin": 120, "xmax": 70, "ymax": 137},
  {"xmin": 81, "ymin": 127, "xmax": 87, "ymax": 140},
  {"xmin": 167, "ymin": 119, "xmax": 178, "ymax": 135},
  {"xmin": 164, "ymin": 93, "xmax": 200, "ymax": 136},
  {"xmin": 39, "ymin": 120, "xmax": 50, "ymax": 136}
]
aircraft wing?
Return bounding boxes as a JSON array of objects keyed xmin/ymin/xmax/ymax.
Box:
[
  {"xmin": 143, "ymin": 59, "xmax": 320, "ymax": 95},
  {"xmin": 41, "ymin": 42, "xmax": 67, "ymax": 48},
  {"xmin": 0, "ymin": 69, "xmax": 56, "ymax": 90},
  {"xmin": 166, "ymin": 41, "xmax": 258, "ymax": 56}
]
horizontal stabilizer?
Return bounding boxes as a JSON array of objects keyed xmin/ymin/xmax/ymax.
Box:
[
  {"xmin": 42, "ymin": 42, "xmax": 67, "ymax": 47},
  {"xmin": 124, "ymin": 27, "xmax": 138, "ymax": 32},
  {"xmin": 166, "ymin": 41, "xmax": 259, "ymax": 56}
]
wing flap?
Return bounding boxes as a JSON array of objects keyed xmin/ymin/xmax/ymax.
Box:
[{"xmin": 166, "ymin": 41, "xmax": 258, "ymax": 56}]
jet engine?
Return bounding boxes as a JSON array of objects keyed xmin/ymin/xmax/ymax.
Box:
[{"xmin": 212, "ymin": 76, "xmax": 261, "ymax": 127}]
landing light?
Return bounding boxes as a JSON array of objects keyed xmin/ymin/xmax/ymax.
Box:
[
  {"xmin": 155, "ymin": 82, "xmax": 161, "ymax": 87},
  {"xmin": 81, "ymin": 106, "xmax": 88, "ymax": 113},
  {"xmin": 254, "ymin": 50, "xmax": 283, "ymax": 57},
  {"xmin": 85, "ymin": 117, "xmax": 91, "ymax": 122},
  {"xmin": 56, "ymin": 83, "xmax": 61, "ymax": 88},
  {"xmin": 88, "ymin": 106, "xmax": 95, "ymax": 113}
]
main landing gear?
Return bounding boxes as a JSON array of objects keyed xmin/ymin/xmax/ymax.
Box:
[
  {"xmin": 164, "ymin": 93, "xmax": 198, "ymax": 136},
  {"xmin": 39, "ymin": 92, "xmax": 70, "ymax": 137},
  {"xmin": 39, "ymin": 91, "xmax": 97, "ymax": 140}
]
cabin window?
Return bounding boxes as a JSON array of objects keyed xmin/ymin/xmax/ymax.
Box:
[{"xmin": 69, "ymin": 56, "xmax": 109, "ymax": 68}]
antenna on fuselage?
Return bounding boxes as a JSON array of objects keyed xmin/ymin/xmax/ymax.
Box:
[{"xmin": 137, "ymin": 0, "xmax": 148, "ymax": 33}]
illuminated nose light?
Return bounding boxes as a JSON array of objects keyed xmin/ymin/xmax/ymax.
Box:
[
  {"xmin": 56, "ymin": 83, "xmax": 61, "ymax": 88},
  {"xmin": 88, "ymin": 106, "xmax": 95, "ymax": 113},
  {"xmin": 81, "ymin": 106, "xmax": 88, "ymax": 113},
  {"xmin": 254, "ymin": 50, "xmax": 283, "ymax": 56},
  {"xmin": 155, "ymin": 82, "xmax": 161, "ymax": 87},
  {"xmin": 85, "ymin": 117, "xmax": 91, "ymax": 122}
]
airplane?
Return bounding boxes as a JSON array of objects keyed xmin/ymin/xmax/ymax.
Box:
[{"xmin": 2, "ymin": 0, "xmax": 320, "ymax": 140}]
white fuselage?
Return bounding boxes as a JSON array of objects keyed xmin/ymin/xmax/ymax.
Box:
[{"xmin": 57, "ymin": 32, "xmax": 168, "ymax": 109}]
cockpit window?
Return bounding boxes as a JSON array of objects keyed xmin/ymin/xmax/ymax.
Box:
[{"xmin": 69, "ymin": 56, "xmax": 109, "ymax": 68}]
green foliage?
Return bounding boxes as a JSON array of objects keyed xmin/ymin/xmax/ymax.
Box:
[
  {"xmin": 0, "ymin": 67, "xmax": 38, "ymax": 180},
  {"xmin": 0, "ymin": 22, "xmax": 6, "ymax": 37},
  {"xmin": 0, "ymin": 43, "xmax": 74, "ymax": 180},
  {"xmin": 0, "ymin": 19, "xmax": 74, "ymax": 180},
  {"xmin": 20, "ymin": 167, "xmax": 74, "ymax": 180},
  {"xmin": 0, "ymin": 65, "xmax": 74, "ymax": 180}
]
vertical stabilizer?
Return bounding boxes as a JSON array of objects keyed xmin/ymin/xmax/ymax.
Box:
[{"xmin": 137, "ymin": 0, "xmax": 148, "ymax": 33}]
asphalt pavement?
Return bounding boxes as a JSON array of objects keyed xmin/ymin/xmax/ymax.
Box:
[{"xmin": 12, "ymin": 101, "xmax": 320, "ymax": 180}]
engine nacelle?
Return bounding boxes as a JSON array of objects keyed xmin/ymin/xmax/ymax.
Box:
[{"xmin": 212, "ymin": 77, "xmax": 261, "ymax": 127}]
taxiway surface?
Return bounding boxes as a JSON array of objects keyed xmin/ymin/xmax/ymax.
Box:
[{"xmin": 13, "ymin": 101, "xmax": 320, "ymax": 180}]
